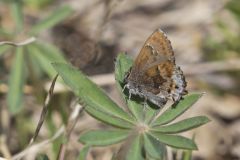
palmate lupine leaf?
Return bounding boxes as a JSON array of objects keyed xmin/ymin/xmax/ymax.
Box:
[
  {"xmin": 33, "ymin": 42, "xmax": 66, "ymax": 62},
  {"xmin": 149, "ymin": 132, "xmax": 197, "ymax": 150},
  {"xmin": 10, "ymin": 0, "xmax": 24, "ymax": 32},
  {"xmin": 52, "ymin": 62, "xmax": 135, "ymax": 125},
  {"xmin": 84, "ymin": 106, "xmax": 133, "ymax": 129},
  {"xmin": 125, "ymin": 135, "xmax": 144, "ymax": 160},
  {"xmin": 0, "ymin": 45, "xmax": 11, "ymax": 57},
  {"xmin": 30, "ymin": 5, "xmax": 73, "ymax": 35},
  {"xmin": 126, "ymin": 100, "xmax": 144, "ymax": 122},
  {"xmin": 113, "ymin": 135, "xmax": 144, "ymax": 160},
  {"xmin": 151, "ymin": 116, "xmax": 210, "ymax": 134},
  {"xmin": 152, "ymin": 93, "xmax": 203, "ymax": 126},
  {"xmin": 144, "ymin": 106, "xmax": 160, "ymax": 124},
  {"xmin": 78, "ymin": 145, "xmax": 90, "ymax": 160},
  {"xmin": 27, "ymin": 45, "xmax": 57, "ymax": 78},
  {"xmin": 27, "ymin": 43, "xmax": 66, "ymax": 78},
  {"xmin": 114, "ymin": 53, "xmax": 133, "ymax": 85},
  {"xmin": 115, "ymin": 54, "xmax": 205, "ymax": 153},
  {"xmin": 7, "ymin": 47, "xmax": 25, "ymax": 113},
  {"xmin": 79, "ymin": 130, "xmax": 130, "ymax": 146},
  {"xmin": 53, "ymin": 53, "xmax": 209, "ymax": 160},
  {"xmin": 143, "ymin": 134, "xmax": 166, "ymax": 160}
]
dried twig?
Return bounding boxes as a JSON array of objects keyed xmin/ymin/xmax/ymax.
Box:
[
  {"xmin": 12, "ymin": 99, "xmax": 84, "ymax": 160},
  {"xmin": 0, "ymin": 102, "xmax": 11, "ymax": 159},
  {"xmin": 57, "ymin": 103, "xmax": 84, "ymax": 160},
  {"xmin": 29, "ymin": 74, "xmax": 59, "ymax": 145},
  {"xmin": 0, "ymin": 37, "xmax": 36, "ymax": 47},
  {"xmin": 0, "ymin": 135, "xmax": 11, "ymax": 159},
  {"xmin": 12, "ymin": 126, "xmax": 65, "ymax": 160}
]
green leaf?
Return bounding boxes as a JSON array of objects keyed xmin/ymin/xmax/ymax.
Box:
[
  {"xmin": 27, "ymin": 45, "xmax": 56, "ymax": 78},
  {"xmin": 226, "ymin": 0, "xmax": 240, "ymax": 23},
  {"xmin": 7, "ymin": 47, "xmax": 25, "ymax": 113},
  {"xmin": 125, "ymin": 135, "xmax": 144, "ymax": 160},
  {"xmin": 27, "ymin": 43, "xmax": 65, "ymax": 78},
  {"xmin": 11, "ymin": 0, "xmax": 24, "ymax": 32},
  {"xmin": 114, "ymin": 53, "xmax": 160, "ymax": 124},
  {"xmin": 25, "ymin": 47, "xmax": 44, "ymax": 79},
  {"xmin": 24, "ymin": 0, "xmax": 53, "ymax": 9},
  {"xmin": 0, "ymin": 45, "xmax": 11, "ymax": 57},
  {"xmin": 33, "ymin": 42, "xmax": 66, "ymax": 78},
  {"xmin": 36, "ymin": 154, "xmax": 49, "ymax": 160},
  {"xmin": 127, "ymin": 100, "xmax": 144, "ymax": 122},
  {"xmin": 152, "ymin": 93, "xmax": 203, "ymax": 126},
  {"xmin": 30, "ymin": 5, "xmax": 73, "ymax": 35},
  {"xmin": 115, "ymin": 53, "xmax": 149, "ymax": 123},
  {"xmin": 78, "ymin": 145, "xmax": 90, "ymax": 160},
  {"xmin": 34, "ymin": 42, "xmax": 66, "ymax": 62},
  {"xmin": 84, "ymin": 106, "xmax": 133, "ymax": 129},
  {"xmin": 182, "ymin": 135, "xmax": 195, "ymax": 160},
  {"xmin": 115, "ymin": 53, "xmax": 133, "ymax": 84},
  {"xmin": 0, "ymin": 28, "xmax": 13, "ymax": 37},
  {"xmin": 151, "ymin": 116, "xmax": 210, "ymax": 134},
  {"xmin": 79, "ymin": 130, "xmax": 129, "ymax": 146},
  {"xmin": 114, "ymin": 53, "xmax": 162, "ymax": 125},
  {"xmin": 143, "ymin": 134, "xmax": 166, "ymax": 160},
  {"xmin": 182, "ymin": 149, "xmax": 192, "ymax": 160},
  {"xmin": 126, "ymin": 99, "xmax": 160, "ymax": 124},
  {"xmin": 144, "ymin": 106, "xmax": 159, "ymax": 125},
  {"xmin": 112, "ymin": 135, "xmax": 144, "ymax": 160},
  {"xmin": 52, "ymin": 62, "xmax": 135, "ymax": 124},
  {"xmin": 114, "ymin": 53, "xmax": 133, "ymax": 102},
  {"xmin": 149, "ymin": 132, "xmax": 198, "ymax": 150}
]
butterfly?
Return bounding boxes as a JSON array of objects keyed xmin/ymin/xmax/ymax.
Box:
[{"xmin": 124, "ymin": 28, "xmax": 187, "ymax": 108}]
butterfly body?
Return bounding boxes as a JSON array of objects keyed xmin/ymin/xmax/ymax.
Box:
[{"xmin": 124, "ymin": 29, "xmax": 187, "ymax": 108}]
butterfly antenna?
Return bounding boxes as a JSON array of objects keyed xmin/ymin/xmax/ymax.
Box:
[{"xmin": 143, "ymin": 97, "xmax": 147, "ymax": 110}]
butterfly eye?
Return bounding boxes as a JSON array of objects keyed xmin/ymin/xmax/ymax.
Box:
[{"xmin": 175, "ymin": 86, "xmax": 179, "ymax": 89}]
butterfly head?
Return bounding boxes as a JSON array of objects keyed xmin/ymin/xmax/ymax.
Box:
[{"xmin": 124, "ymin": 80, "xmax": 142, "ymax": 98}]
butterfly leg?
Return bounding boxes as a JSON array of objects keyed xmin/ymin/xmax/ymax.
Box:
[
  {"xmin": 129, "ymin": 90, "xmax": 132, "ymax": 100},
  {"xmin": 143, "ymin": 97, "xmax": 148, "ymax": 111},
  {"xmin": 122, "ymin": 84, "xmax": 127, "ymax": 93}
]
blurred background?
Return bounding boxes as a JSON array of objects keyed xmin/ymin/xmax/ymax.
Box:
[{"xmin": 0, "ymin": 0, "xmax": 240, "ymax": 159}]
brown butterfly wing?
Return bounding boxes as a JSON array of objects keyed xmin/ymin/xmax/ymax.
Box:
[
  {"xmin": 129, "ymin": 29, "xmax": 176, "ymax": 96},
  {"xmin": 134, "ymin": 29, "xmax": 175, "ymax": 70},
  {"xmin": 126, "ymin": 29, "xmax": 187, "ymax": 107}
]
